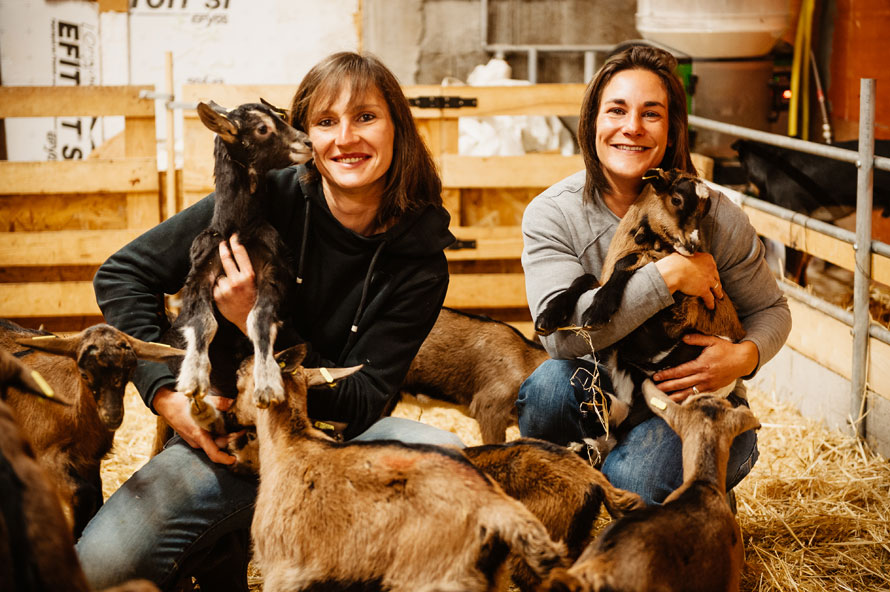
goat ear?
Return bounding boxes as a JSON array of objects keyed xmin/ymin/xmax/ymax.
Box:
[
  {"xmin": 274, "ymin": 344, "xmax": 308, "ymax": 373},
  {"xmin": 641, "ymin": 378, "xmax": 679, "ymax": 422},
  {"xmin": 15, "ymin": 334, "xmax": 80, "ymax": 359},
  {"xmin": 0, "ymin": 350, "xmax": 66, "ymax": 404},
  {"xmin": 305, "ymin": 364, "xmax": 363, "ymax": 387},
  {"xmin": 642, "ymin": 168, "xmax": 671, "ymax": 193},
  {"xmin": 259, "ymin": 97, "xmax": 290, "ymax": 121},
  {"xmin": 126, "ymin": 337, "xmax": 186, "ymax": 362},
  {"xmin": 729, "ymin": 405, "xmax": 761, "ymax": 437},
  {"xmin": 197, "ymin": 102, "xmax": 238, "ymax": 143}
]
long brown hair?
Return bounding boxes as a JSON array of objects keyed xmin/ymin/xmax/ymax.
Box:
[
  {"xmin": 289, "ymin": 52, "xmax": 442, "ymax": 226},
  {"xmin": 577, "ymin": 44, "xmax": 695, "ymax": 201}
]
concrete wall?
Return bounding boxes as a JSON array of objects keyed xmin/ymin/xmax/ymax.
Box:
[
  {"xmin": 363, "ymin": 0, "xmax": 640, "ymax": 85},
  {"xmin": 749, "ymin": 325, "xmax": 890, "ymax": 460}
]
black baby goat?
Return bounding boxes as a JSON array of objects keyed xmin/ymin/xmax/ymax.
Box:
[{"xmin": 173, "ymin": 100, "xmax": 311, "ymax": 419}]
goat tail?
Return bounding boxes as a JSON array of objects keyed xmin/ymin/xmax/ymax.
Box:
[
  {"xmin": 600, "ymin": 482, "xmax": 646, "ymax": 519},
  {"xmin": 487, "ymin": 499, "xmax": 569, "ymax": 582}
]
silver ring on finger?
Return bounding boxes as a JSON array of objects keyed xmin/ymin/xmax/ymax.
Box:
[{"xmin": 692, "ymin": 385, "xmax": 700, "ymax": 396}]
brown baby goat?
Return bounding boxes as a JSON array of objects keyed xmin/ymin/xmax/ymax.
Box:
[
  {"xmin": 464, "ymin": 438, "xmax": 644, "ymax": 591},
  {"xmin": 0, "ymin": 349, "xmax": 161, "ymax": 592},
  {"xmin": 400, "ymin": 307, "xmax": 549, "ymax": 443},
  {"xmin": 232, "ymin": 346, "xmax": 568, "ymax": 592},
  {"xmin": 548, "ymin": 380, "xmax": 760, "ymax": 592},
  {"xmin": 0, "ymin": 320, "xmax": 182, "ymax": 536}
]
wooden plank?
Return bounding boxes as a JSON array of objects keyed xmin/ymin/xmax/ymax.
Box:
[
  {"xmin": 182, "ymin": 85, "xmax": 296, "ymax": 109},
  {"xmin": 0, "ymin": 282, "xmax": 100, "ymax": 317},
  {"xmin": 0, "ymin": 86, "xmax": 154, "ymax": 118},
  {"xmin": 446, "ymin": 238, "xmax": 523, "ymax": 261},
  {"xmin": 742, "ymin": 205, "xmax": 890, "ymax": 286},
  {"xmin": 444, "ymin": 273, "xmax": 527, "ymax": 309},
  {"xmin": 0, "ymin": 194, "xmax": 129, "ymax": 232},
  {"xmin": 0, "ymin": 230, "xmax": 141, "ymax": 266},
  {"xmin": 785, "ymin": 297, "xmax": 890, "ymax": 401},
  {"xmin": 0, "ymin": 159, "xmax": 159, "ymax": 195},
  {"xmin": 407, "ymin": 84, "xmax": 587, "ymax": 119},
  {"xmin": 441, "ymin": 154, "xmax": 584, "ymax": 189}
]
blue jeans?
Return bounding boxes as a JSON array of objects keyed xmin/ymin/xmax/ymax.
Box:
[
  {"xmin": 516, "ymin": 358, "xmax": 759, "ymax": 506},
  {"xmin": 75, "ymin": 416, "xmax": 464, "ymax": 591}
]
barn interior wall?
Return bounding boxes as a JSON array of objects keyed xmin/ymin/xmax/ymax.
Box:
[
  {"xmin": 364, "ymin": 0, "xmax": 639, "ymax": 86},
  {"xmin": 750, "ymin": 344, "xmax": 890, "ymax": 459}
]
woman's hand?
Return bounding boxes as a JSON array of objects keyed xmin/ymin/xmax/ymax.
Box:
[
  {"xmin": 655, "ymin": 252, "xmax": 724, "ymax": 309},
  {"xmin": 651, "ymin": 335, "xmax": 759, "ymax": 402},
  {"xmin": 152, "ymin": 386, "xmax": 237, "ymax": 465},
  {"xmin": 214, "ymin": 233, "xmax": 256, "ymax": 335}
]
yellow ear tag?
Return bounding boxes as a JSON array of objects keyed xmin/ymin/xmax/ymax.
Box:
[
  {"xmin": 649, "ymin": 396, "xmax": 667, "ymax": 410},
  {"xmin": 319, "ymin": 367, "xmax": 334, "ymax": 384},
  {"xmin": 278, "ymin": 361, "xmax": 286, "ymax": 368},
  {"xmin": 31, "ymin": 335, "xmax": 55, "ymax": 340},
  {"xmin": 31, "ymin": 371, "xmax": 55, "ymax": 397},
  {"xmin": 151, "ymin": 342, "xmax": 171, "ymax": 347}
]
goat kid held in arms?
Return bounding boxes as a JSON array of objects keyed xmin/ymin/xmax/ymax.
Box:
[
  {"xmin": 534, "ymin": 168, "xmax": 746, "ymax": 457},
  {"xmin": 78, "ymin": 51, "xmax": 459, "ymax": 592},
  {"xmin": 519, "ymin": 43, "xmax": 790, "ymax": 505}
]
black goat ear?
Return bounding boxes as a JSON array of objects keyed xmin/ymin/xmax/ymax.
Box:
[
  {"xmin": 197, "ymin": 101, "xmax": 238, "ymax": 143},
  {"xmin": 260, "ymin": 97, "xmax": 289, "ymax": 120},
  {"xmin": 642, "ymin": 168, "xmax": 670, "ymax": 192},
  {"xmin": 274, "ymin": 344, "xmax": 308, "ymax": 373}
]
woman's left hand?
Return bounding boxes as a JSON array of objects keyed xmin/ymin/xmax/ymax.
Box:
[
  {"xmin": 651, "ymin": 334, "xmax": 759, "ymax": 402},
  {"xmin": 213, "ymin": 233, "xmax": 257, "ymax": 335}
]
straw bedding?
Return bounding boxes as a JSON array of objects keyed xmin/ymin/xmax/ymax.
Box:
[{"xmin": 101, "ymin": 384, "xmax": 889, "ymax": 591}]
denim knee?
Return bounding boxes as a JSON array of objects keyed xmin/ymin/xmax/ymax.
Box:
[
  {"xmin": 517, "ymin": 358, "xmax": 599, "ymax": 446},
  {"xmin": 352, "ymin": 416, "xmax": 466, "ymax": 448},
  {"xmin": 76, "ymin": 438, "xmax": 257, "ymax": 590},
  {"xmin": 601, "ymin": 415, "xmax": 760, "ymax": 505}
]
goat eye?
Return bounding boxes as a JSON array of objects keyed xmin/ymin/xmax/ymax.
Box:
[
  {"xmin": 80, "ymin": 371, "xmax": 89, "ymax": 381},
  {"xmin": 258, "ymin": 124, "xmax": 268, "ymax": 135},
  {"xmin": 671, "ymin": 196, "xmax": 682, "ymax": 207}
]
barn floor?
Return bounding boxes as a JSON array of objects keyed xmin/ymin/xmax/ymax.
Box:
[{"xmin": 101, "ymin": 384, "xmax": 890, "ymax": 591}]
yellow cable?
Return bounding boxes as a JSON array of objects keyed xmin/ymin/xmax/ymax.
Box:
[
  {"xmin": 801, "ymin": 0, "xmax": 815, "ymax": 140},
  {"xmin": 789, "ymin": 2, "xmax": 806, "ymax": 137}
]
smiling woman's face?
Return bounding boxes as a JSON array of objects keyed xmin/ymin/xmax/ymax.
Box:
[
  {"xmin": 308, "ymin": 83, "xmax": 395, "ymax": 203},
  {"xmin": 595, "ymin": 68, "xmax": 669, "ymax": 196}
]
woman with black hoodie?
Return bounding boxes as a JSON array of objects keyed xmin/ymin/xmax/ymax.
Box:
[{"xmin": 76, "ymin": 52, "xmax": 459, "ymax": 591}]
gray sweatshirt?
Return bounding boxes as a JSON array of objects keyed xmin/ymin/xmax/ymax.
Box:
[{"xmin": 522, "ymin": 170, "xmax": 791, "ymax": 386}]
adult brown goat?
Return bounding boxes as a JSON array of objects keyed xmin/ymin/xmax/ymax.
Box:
[
  {"xmin": 547, "ymin": 380, "xmax": 760, "ymax": 592},
  {"xmin": 0, "ymin": 320, "xmax": 183, "ymax": 537},
  {"xmin": 400, "ymin": 307, "xmax": 549, "ymax": 443},
  {"xmin": 0, "ymin": 349, "xmax": 161, "ymax": 592},
  {"xmin": 535, "ymin": 169, "xmax": 746, "ymax": 445},
  {"xmin": 231, "ymin": 345, "xmax": 569, "ymax": 592}
]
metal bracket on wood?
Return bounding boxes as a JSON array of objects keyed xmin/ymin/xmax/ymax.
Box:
[
  {"xmin": 137, "ymin": 90, "xmax": 198, "ymax": 110},
  {"xmin": 409, "ymin": 96, "xmax": 478, "ymax": 109},
  {"xmin": 447, "ymin": 239, "xmax": 478, "ymax": 250}
]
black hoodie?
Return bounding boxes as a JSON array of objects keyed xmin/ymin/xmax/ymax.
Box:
[{"xmin": 93, "ymin": 164, "xmax": 454, "ymax": 438}]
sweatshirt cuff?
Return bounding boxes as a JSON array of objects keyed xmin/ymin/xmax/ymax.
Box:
[{"xmin": 133, "ymin": 359, "xmax": 178, "ymax": 414}]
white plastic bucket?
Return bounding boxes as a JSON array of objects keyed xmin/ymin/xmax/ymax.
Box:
[{"xmin": 636, "ymin": 0, "xmax": 791, "ymax": 58}]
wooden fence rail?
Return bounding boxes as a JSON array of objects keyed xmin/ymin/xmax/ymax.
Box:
[
  {"xmin": 4, "ymin": 83, "xmax": 890, "ymax": 410},
  {"xmin": 0, "ymin": 85, "xmax": 160, "ymax": 326}
]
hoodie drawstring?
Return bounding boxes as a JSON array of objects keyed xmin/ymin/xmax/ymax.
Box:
[
  {"xmin": 296, "ymin": 195, "xmax": 312, "ymax": 285},
  {"xmin": 340, "ymin": 239, "xmax": 386, "ymax": 361}
]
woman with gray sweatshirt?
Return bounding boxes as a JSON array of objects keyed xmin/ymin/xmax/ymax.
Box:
[{"xmin": 519, "ymin": 44, "xmax": 790, "ymax": 505}]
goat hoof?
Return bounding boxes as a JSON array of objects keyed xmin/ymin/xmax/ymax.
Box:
[{"xmin": 254, "ymin": 391, "xmax": 270, "ymax": 409}]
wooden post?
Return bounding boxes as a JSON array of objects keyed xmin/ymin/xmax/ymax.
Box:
[{"xmin": 165, "ymin": 51, "xmax": 178, "ymax": 220}]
